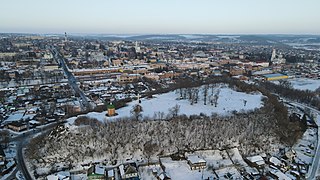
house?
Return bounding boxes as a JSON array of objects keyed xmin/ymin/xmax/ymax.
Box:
[
  {"xmin": 268, "ymin": 156, "xmax": 283, "ymax": 168},
  {"xmin": 70, "ymin": 169, "xmax": 87, "ymax": 180},
  {"xmin": 187, "ymin": 155, "xmax": 206, "ymax": 170},
  {"xmin": 46, "ymin": 171, "xmax": 70, "ymax": 180},
  {"xmin": 106, "ymin": 168, "xmax": 115, "ymax": 180},
  {"xmin": 116, "ymin": 73, "xmax": 141, "ymax": 83},
  {"xmin": 245, "ymin": 155, "xmax": 265, "ymax": 169},
  {"xmin": 119, "ymin": 163, "xmax": 139, "ymax": 180},
  {"xmin": 87, "ymin": 165, "xmax": 106, "ymax": 180},
  {"xmin": 28, "ymin": 120, "xmax": 41, "ymax": 127},
  {"xmin": 26, "ymin": 108, "xmax": 38, "ymax": 114},
  {"xmin": 7, "ymin": 121, "xmax": 27, "ymax": 132},
  {"xmin": 268, "ymin": 170, "xmax": 291, "ymax": 180}
]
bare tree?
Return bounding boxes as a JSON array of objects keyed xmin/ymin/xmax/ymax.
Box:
[
  {"xmin": 143, "ymin": 141, "xmax": 159, "ymax": 165},
  {"xmin": 169, "ymin": 104, "xmax": 180, "ymax": 118},
  {"xmin": 203, "ymin": 85, "xmax": 209, "ymax": 105},
  {"xmin": 131, "ymin": 104, "xmax": 143, "ymax": 121}
]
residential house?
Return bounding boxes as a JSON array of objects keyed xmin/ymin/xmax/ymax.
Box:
[
  {"xmin": 119, "ymin": 163, "xmax": 139, "ymax": 180},
  {"xmin": 117, "ymin": 73, "xmax": 141, "ymax": 83},
  {"xmin": 187, "ymin": 155, "xmax": 206, "ymax": 170},
  {"xmin": 7, "ymin": 121, "xmax": 27, "ymax": 132},
  {"xmin": 87, "ymin": 165, "xmax": 106, "ymax": 180},
  {"xmin": 245, "ymin": 155, "xmax": 265, "ymax": 169},
  {"xmin": 268, "ymin": 156, "xmax": 283, "ymax": 168},
  {"xmin": 106, "ymin": 168, "xmax": 115, "ymax": 180}
]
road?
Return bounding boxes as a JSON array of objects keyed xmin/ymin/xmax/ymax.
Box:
[
  {"xmin": 289, "ymin": 101, "xmax": 320, "ymax": 179},
  {"xmin": 16, "ymin": 139, "xmax": 32, "ymax": 180},
  {"xmin": 3, "ymin": 121, "xmax": 65, "ymax": 180},
  {"xmin": 50, "ymin": 46, "xmax": 92, "ymax": 111}
]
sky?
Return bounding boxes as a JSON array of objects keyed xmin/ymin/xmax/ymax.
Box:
[{"xmin": 0, "ymin": 0, "xmax": 319, "ymax": 35}]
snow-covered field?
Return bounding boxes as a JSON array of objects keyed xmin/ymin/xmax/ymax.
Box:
[
  {"xmin": 288, "ymin": 78, "xmax": 320, "ymax": 91},
  {"xmin": 68, "ymin": 86, "xmax": 264, "ymax": 124}
]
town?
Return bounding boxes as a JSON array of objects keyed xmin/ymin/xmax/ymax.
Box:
[{"xmin": 0, "ymin": 33, "xmax": 320, "ymax": 180}]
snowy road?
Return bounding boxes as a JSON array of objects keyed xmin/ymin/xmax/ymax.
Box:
[
  {"xmin": 51, "ymin": 46, "xmax": 92, "ymax": 111},
  {"xmin": 289, "ymin": 101, "xmax": 320, "ymax": 179},
  {"xmin": 11, "ymin": 121, "xmax": 64, "ymax": 180}
]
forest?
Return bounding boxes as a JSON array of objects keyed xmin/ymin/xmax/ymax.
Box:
[{"xmin": 25, "ymin": 78, "xmax": 307, "ymax": 177}]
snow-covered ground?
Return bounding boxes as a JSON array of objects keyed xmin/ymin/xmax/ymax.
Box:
[
  {"xmin": 186, "ymin": 150, "xmax": 233, "ymax": 169},
  {"xmin": 160, "ymin": 157, "xmax": 216, "ymax": 180},
  {"xmin": 68, "ymin": 86, "xmax": 264, "ymax": 124},
  {"xmin": 288, "ymin": 78, "xmax": 320, "ymax": 91},
  {"xmin": 139, "ymin": 164, "xmax": 162, "ymax": 180},
  {"xmin": 215, "ymin": 166, "xmax": 241, "ymax": 179}
]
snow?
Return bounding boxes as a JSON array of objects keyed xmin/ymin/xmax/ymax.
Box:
[
  {"xmin": 185, "ymin": 150, "xmax": 233, "ymax": 169},
  {"xmin": 215, "ymin": 166, "xmax": 241, "ymax": 179},
  {"xmin": 107, "ymin": 169, "xmax": 114, "ymax": 177},
  {"xmin": 5, "ymin": 111, "xmax": 24, "ymax": 122},
  {"xmin": 293, "ymin": 128, "xmax": 317, "ymax": 165},
  {"xmin": 246, "ymin": 155, "xmax": 264, "ymax": 164},
  {"xmin": 269, "ymin": 169, "xmax": 291, "ymax": 180},
  {"xmin": 288, "ymin": 78, "xmax": 320, "ymax": 91},
  {"xmin": 139, "ymin": 164, "xmax": 162, "ymax": 180},
  {"xmin": 95, "ymin": 166, "xmax": 105, "ymax": 175},
  {"xmin": 68, "ymin": 86, "xmax": 264, "ymax": 124},
  {"xmin": 160, "ymin": 158, "xmax": 215, "ymax": 180},
  {"xmin": 15, "ymin": 171, "xmax": 25, "ymax": 180},
  {"xmin": 46, "ymin": 175, "xmax": 59, "ymax": 180},
  {"xmin": 187, "ymin": 155, "xmax": 206, "ymax": 164},
  {"xmin": 227, "ymin": 148, "xmax": 247, "ymax": 166},
  {"xmin": 269, "ymin": 156, "xmax": 282, "ymax": 167}
]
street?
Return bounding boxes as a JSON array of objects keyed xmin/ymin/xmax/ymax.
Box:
[
  {"xmin": 50, "ymin": 46, "xmax": 92, "ymax": 111},
  {"xmin": 289, "ymin": 101, "xmax": 320, "ymax": 179},
  {"xmin": 3, "ymin": 121, "xmax": 64, "ymax": 180}
]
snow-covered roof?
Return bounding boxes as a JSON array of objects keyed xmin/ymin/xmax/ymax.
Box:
[
  {"xmin": 269, "ymin": 170, "xmax": 291, "ymax": 180},
  {"xmin": 46, "ymin": 175, "xmax": 59, "ymax": 180},
  {"xmin": 29, "ymin": 120, "xmax": 41, "ymax": 124},
  {"xmin": 95, "ymin": 166, "xmax": 105, "ymax": 175},
  {"xmin": 269, "ymin": 156, "xmax": 282, "ymax": 166},
  {"xmin": 119, "ymin": 164, "xmax": 124, "ymax": 176},
  {"xmin": 246, "ymin": 155, "xmax": 264, "ymax": 163},
  {"xmin": 107, "ymin": 169, "xmax": 114, "ymax": 177},
  {"xmin": 187, "ymin": 155, "xmax": 206, "ymax": 164},
  {"xmin": 6, "ymin": 112, "xmax": 24, "ymax": 122},
  {"xmin": 246, "ymin": 155, "xmax": 265, "ymax": 166}
]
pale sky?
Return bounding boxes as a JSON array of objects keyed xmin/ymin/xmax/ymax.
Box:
[{"xmin": 0, "ymin": 0, "xmax": 319, "ymax": 34}]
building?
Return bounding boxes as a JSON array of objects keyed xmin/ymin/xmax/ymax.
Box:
[
  {"xmin": 106, "ymin": 168, "xmax": 115, "ymax": 180},
  {"xmin": 270, "ymin": 49, "xmax": 286, "ymax": 64},
  {"xmin": 117, "ymin": 73, "xmax": 141, "ymax": 83},
  {"xmin": 107, "ymin": 103, "xmax": 116, "ymax": 116},
  {"xmin": 263, "ymin": 73, "xmax": 288, "ymax": 81},
  {"xmin": 245, "ymin": 155, "xmax": 265, "ymax": 169},
  {"xmin": 7, "ymin": 121, "xmax": 27, "ymax": 132},
  {"xmin": 187, "ymin": 155, "xmax": 206, "ymax": 170},
  {"xmin": 119, "ymin": 163, "xmax": 139, "ymax": 180},
  {"xmin": 87, "ymin": 165, "xmax": 106, "ymax": 180}
]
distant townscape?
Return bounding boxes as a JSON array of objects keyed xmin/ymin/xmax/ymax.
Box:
[{"xmin": 0, "ymin": 33, "xmax": 320, "ymax": 179}]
